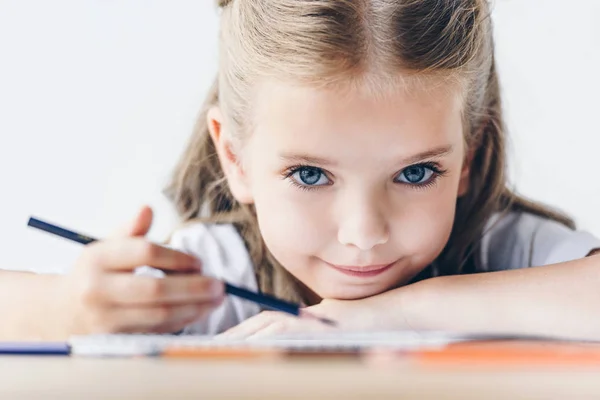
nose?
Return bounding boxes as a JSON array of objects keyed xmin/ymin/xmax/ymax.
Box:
[{"xmin": 337, "ymin": 190, "xmax": 390, "ymax": 251}]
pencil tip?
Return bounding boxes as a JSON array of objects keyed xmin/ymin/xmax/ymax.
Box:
[
  {"xmin": 319, "ymin": 317, "xmax": 338, "ymax": 327},
  {"xmin": 300, "ymin": 309, "xmax": 338, "ymax": 327}
]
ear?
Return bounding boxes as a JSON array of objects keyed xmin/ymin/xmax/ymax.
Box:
[
  {"xmin": 207, "ymin": 106, "xmax": 254, "ymax": 204},
  {"xmin": 457, "ymin": 149, "xmax": 473, "ymax": 197}
]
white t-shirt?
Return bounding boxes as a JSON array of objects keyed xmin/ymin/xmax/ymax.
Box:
[{"xmin": 138, "ymin": 212, "xmax": 600, "ymax": 335}]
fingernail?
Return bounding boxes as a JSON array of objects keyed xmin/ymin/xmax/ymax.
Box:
[
  {"xmin": 193, "ymin": 258, "xmax": 203, "ymax": 270},
  {"xmin": 212, "ymin": 296, "xmax": 225, "ymax": 307},
  {"xmin": 211, "ymin": 280, "xmax": 225, "ymax": 297}
]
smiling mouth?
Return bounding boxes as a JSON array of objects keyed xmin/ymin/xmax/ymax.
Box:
[{"xmin": 325, "ymin": 262, "xmax": 394, "ymax": 277}]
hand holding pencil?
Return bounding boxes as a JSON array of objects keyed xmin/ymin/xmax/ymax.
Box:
[
  {"xmin": 29, "ymin": 206, "xmax": 335, "ymax": 337},
  {"xmin": 51, "ymin": 207, "xmax": 226, "ymax": 335}
]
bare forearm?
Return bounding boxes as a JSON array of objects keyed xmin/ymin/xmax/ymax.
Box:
[
  {"xmin": 394, "ymin": 255, "xmax": 600, "ymax": 340},
  {"xmin": 0, "ymin": 270, "xmax": 67, "ymax": 341}
]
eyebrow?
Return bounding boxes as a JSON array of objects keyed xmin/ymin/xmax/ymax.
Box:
[
  {"xmin": 279, "ymin": 145, "xmax": 454, "ymax": 167},
  {"xmin": 401, "ymin": 145, "xmax": 454, "ymax": 165}
]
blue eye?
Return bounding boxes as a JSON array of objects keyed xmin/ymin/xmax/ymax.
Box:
[
  {"xmin": 395, "ymin": 165, "xmax": 435, "ymax": 185},
  {"xmin": 291, "ymin": 167, "xmax": 330, "ymax": 186}
]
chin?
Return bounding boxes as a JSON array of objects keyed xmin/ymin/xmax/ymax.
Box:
[{"xmin": 316, "ymin": 285, "xmax": 389, "ymax": 301}]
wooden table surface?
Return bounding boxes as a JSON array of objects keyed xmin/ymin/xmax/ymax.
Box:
[{"xmin": 2, "ymin": 349, "xmax": 600, "ymax": 400}]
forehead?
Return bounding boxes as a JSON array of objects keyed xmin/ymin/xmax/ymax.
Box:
[{"xmin": 249, "ymin": 79, "xmax": 465, "ymax": 159}]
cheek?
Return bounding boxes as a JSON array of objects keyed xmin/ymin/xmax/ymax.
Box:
[
  {"xmin": 393, "ymin": 174, "xmax": 460, "ymax": 264},
  {"xmin": 403, "ymin": 199, "xmax": 455, "ymax": 259},
  {"xmin": 251, "ymin": 178, "xmax": 329, "ymax": 265}
]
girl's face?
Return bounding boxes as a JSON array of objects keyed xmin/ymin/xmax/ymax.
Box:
[{"xmin": 211, "ymin": 80, "xmax": 469, "ymax": 302}]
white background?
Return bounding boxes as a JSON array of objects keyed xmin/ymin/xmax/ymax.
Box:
[{"xmin": 0, "ymin": 1, "xmax": 598, "ymax": 273}]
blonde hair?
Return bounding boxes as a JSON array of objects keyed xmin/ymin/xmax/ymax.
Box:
[{"xmin": 165, "ymin": 0, "xmax": 573, "ymax": 303}]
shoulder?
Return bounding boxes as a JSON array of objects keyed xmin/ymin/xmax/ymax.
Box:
[
  {"xmin": 479, "ymin": 212, "xmax": 600, "ymax": 272},
  {"xmin": 169, "ymin": 223, "xmax": 255, "ymax": 287}
]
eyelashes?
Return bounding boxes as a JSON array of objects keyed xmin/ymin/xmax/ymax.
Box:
[
  {"xmin": 283, "ymin": 165, "xmax": 332, "ymax": 192},
  {"xmin": 282, "ymin": 162, "xmax": 448, "ymax": 192},
  {"xmin": 394, "ymin": 162, "xmax": 447, "ymax": 189}
]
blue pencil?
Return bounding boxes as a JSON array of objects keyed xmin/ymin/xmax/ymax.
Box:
[
  {"xmin": 0, "ymin": 342, "xmax": 70, "ymax": 355},
  {"xmin": 27, "ymin": 217, "xmax": 335, "ymax": 326}
]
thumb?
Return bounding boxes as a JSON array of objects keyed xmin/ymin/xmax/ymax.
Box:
[{"xmin": 111, "ymin": 206, "xmax": 154, "ymax": 238}]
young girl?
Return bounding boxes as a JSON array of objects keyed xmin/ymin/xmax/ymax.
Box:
[{"xmin": 3, "ymin": 0, "xmax": 600, "ymax": 341}]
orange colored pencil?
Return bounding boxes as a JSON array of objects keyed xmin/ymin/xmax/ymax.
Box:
[
  {"xmin": 412, "ymin": 341, "xmax": 600, "ymax": 366},
  {"xmin": 162, "ymin": 346, "xmax": 281, "ymax": 359}
]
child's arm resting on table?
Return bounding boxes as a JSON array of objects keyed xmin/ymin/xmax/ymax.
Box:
[
  {"xmin": 0, "ymin": 270, "xmax": 66, "ymax": 341},
  {"xmin": 398, "ymin": 253, "xmax": 600, "ymax": 340},
  {"xmin": 0, "ymin": 208, "xmax": 225, "ymax": 341},
  {"xmin": 0, "ymin": 238, "xmax": 224, "ymax": 342}
]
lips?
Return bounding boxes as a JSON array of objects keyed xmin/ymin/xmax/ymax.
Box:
[{"xmin": 326, "ymin": 262, "xmax": 394, "ymax": 277}]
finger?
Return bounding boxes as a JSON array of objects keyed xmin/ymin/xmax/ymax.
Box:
[
  {"xmin": 245, "ymin": 320, "xmax": 291, "ymax": 340},
  {"xmin": 97, "ymin": 303, "xmax": 220, "ymax": 334},
  {"xmin": 247, "ymin": 317, "xmax": 331, "ymax": 340},
  {"xmin": 154, "ymin": 297, "xmax": 225, "ymax": 334},
  {"xmin": 217, "ymin": 311, "xmax": 285, "ymax": 340},
  {"xmin": 100, "ymin": 274, "xmax": 225, "ymax": 306},
  {"xmin": 83, "ymin": 238, "xmax": 202, "ymax": 273},
  {"xmin": 110, "ymin": 206, "xmax": 154, "ymax": 239}
]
